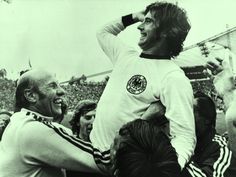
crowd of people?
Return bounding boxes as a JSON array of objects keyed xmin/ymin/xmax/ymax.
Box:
[
  {"xmin": 0, "ymin": 1, "xmax": 236, "ymax": 177},
  {"xmin": 0, "ymin": 77, "xmax": 15, "ymax": 111},
  {"xmin": 61, "ymin": 81, "xmax": 106, "ymax": 110},
  {"xmin": 0, "ymin": 73, "xmax": 223, "ymax": 112},
  {"xmin": 0, "ymin": 77, "xmax": 107, "ymax": 112}
]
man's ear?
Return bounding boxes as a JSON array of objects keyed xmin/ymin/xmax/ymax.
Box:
[
  {"xmin": 24, "ymin": 89, "xmax": 37, "ymax": 103},
  {"xmin": 160, "ymin": 31, "xmax": 167, "ymax": 38},
  {"xmin": 161, "ymin": 27, "xmax": 179, "ymax": 38}
]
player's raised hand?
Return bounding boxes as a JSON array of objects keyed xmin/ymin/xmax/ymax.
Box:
[{"xmin": 132, "ymin": 10, "xmax": 146, "ymax": 22}]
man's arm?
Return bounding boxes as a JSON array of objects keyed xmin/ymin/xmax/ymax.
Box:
[
  {"xmin": 20, "ymin": 121, "xmax": 101, "ymax": 172},
  {"xmin": 208, "ymin": 58, "xmax": 236, "ymax": 155},
  {"xmin": 160, "ymin": 73, "xmax": 196, "ymax": 169},
  {"xmin": 182, "ymin": 136, "xmax": 232, "ymax": 177},
  {"xmin": 181, "ymin": 162, "xmax": 209, "ymax": 177},
  {"xmin": 141, "ymin": 101, "xmax": 166, "ymax": 120},
  {"xmin": 224, "ymin": 91, "xmax": 236, "ymax": 156},
  {"xmin": 96, "ymin": 12, "xmax": 144, "ymax": 65}
]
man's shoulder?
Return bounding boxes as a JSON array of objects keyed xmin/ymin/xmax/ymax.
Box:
[
  {"xmin": 156, "ymin": 61, "xmax": 185, "ymax": 76},
  {"xmin": 11, "ymin": 110, "xmax": 55, "ymax": 136},
  {"xmin": 162, "ymin": 68, "xmax": 190, "ymax": 85}
]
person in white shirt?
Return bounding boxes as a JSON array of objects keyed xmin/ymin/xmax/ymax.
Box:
[
  {"xmin": 91, "ymin": 1, "xmax": 196, "ymax": 170},
  {"xmin": 0, "ymin": 69, "xmax": 101, "ymax": 177}
]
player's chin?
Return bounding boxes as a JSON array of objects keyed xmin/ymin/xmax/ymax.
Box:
[
  {"xmin": 138, "ymin": 41, "xmax": 145, "ymax": 49},
  {"xmin": 87, "ymin": 128, "xmax": 92, "ymax": 135}
]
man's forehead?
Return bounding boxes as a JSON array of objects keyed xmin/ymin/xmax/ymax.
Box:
[
  {"xmin": 18, "ymin": 69, "xmax": 57, "ymax": 86},
  {"xmin": 145, "ymin": 11, "xmax": 155, "ymax": 19}
]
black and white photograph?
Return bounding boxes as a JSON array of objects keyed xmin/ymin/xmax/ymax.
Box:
[{"xmin": 0, "ymin": 0, "xmax": 236, "ymax": 177}]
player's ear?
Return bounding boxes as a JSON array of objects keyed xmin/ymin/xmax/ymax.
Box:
[
  {"xmin": 160, "ymin": 31, "xmax": 167, "ymax": 38},
  {"xmin": 162, "ymin": 27, "xmax": 179, "ymax": 38}
]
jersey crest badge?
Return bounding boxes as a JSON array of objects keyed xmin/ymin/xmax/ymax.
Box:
[{"xmin": 126, "ymin": 75, "xmax": 147, "ymax": 94}]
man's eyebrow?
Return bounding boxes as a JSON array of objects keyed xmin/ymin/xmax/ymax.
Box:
[{"xmin": 144, "ymin": 17, "xmax": 154, "ymax": 22}]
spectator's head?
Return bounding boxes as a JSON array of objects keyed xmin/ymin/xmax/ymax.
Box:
[
  {"xmin": 14, "ymin": 69, "xmax": 66, "ymax": 118},
  {"xmin": 111, "ymin": 119, "xmax": 180, "ymax": 177},
  {"xmin": 70, "ymin": 100, "xmax": 96, "ymax": 141},
  {"xmin": 193, "ymin": 91, "xmax": 217, "ymax": 139},
  {"xmin": 0, "ymin": 111, "xmax": 12, "ymax": 140},
  {"xmin": 138, "ymin": 1, "xmax": 190, "ymax": 58}
]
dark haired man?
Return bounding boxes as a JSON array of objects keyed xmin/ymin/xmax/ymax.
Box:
[
  {"xmin": 92, "ymin": 1, "xmax": 195, "ymax": 170},
  {"xmin": 0, "ymin": 69, "xmax": 100, "ymax": 177},
  {"xmin": 200, "ymin": 58, "xmax": 236, "ymax": 177},
  {"xmin": 181, "ymin": 92, "xmax": 235, "ymax": 177},
  {"xmin": 70, "ymin": 100, "xmax": 96, "ymax": 141},
  {"xmin": 111, "ymin": 119, "xmax": 181, "ymax": 177},
  {"xmin": 208, "ymin": 58, "xmax": 236, "ymax": 155},
  {"xmin": 137, "ymin": 92, "xmax": 235, "ymax": 177},
  {"xmin": 67, "ymin": 101, "xmax": 104, "ymax": 177}
]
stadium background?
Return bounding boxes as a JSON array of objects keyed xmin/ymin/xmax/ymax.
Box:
[
  {"xmin": 1, "ymin": 0, "xmax": 236, "ymax": 136},
  {"xmin": 0, "ymin": 75, "xmax": 227, "ymax": 134}
]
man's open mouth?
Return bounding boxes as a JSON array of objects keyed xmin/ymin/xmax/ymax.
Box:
[
  {"xmin": 54, "ymin": 98, "xmax": 62, "ymax": 106},
  {"xmin": 141, "ymin": 33, "xmax": 147, "ymax": 37}
]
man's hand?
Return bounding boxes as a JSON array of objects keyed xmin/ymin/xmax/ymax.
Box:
[
  {"xmin": 207, "ymin": 57, "xmax": 235, "ymax": 96},
  {"xmin": 206, "ymin": 57, "xmax": 224, "ymax": 76},
  {"xmin": 141, "ymin": 101, "xmax": 166, "ymax": 120},
  {"xmin": 132, "ymin": 10, "xmax": 145, "ymax": 22},
  {"xmin": 207, "ymin": 57, "xmax": 235, "ymax": 110},
  {"xmin": 213, "ymin": 63, "xmax": 234, "ymax": 96}
]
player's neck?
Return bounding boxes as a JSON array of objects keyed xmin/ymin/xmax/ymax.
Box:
[
  {"xmin": 141, "ymin": 46, "xmax": 170, "ymax": 59},
  {"xmin": 141, "ymin": 40, "xmax": 169, "ymax": 59}
]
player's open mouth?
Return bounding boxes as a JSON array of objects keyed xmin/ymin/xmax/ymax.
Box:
[
  {"xmin": 141, "ymin": 33, "xmax": 147, "ymax": 37},
  {"xmin": 87, "ymin": 125, "xmax": 93, "ymax": 133}
]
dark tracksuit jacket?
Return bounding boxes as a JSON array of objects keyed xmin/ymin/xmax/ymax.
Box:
[{"xmin": 181, "ymin": 130, "xmax": 236, "ymax": 177}]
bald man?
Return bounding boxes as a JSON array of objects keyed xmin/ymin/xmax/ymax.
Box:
[{"xmin": 0, "ymin": 69, "xmax": 101, "ymax": 177}]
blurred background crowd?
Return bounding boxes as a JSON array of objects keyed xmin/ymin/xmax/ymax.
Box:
[{"xmin": 0, "ymin": 71, "xmax": 222, "ymax": 112}]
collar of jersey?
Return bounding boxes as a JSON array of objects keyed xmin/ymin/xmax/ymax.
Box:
[
  {"xmin": 139, "ymin": 53, "xmax": 171, "ymax": 60},
  {"xmin": 21, "ymin": 108, "xmax": 54, "ymax": 122}
]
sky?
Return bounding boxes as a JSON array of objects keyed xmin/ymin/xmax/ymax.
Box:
[{"xmin": 0, "ymin": 0, "xmax": 236, "ymax": 82}]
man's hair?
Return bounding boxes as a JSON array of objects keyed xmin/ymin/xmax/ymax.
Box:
[
  {"xmin": 145, "ymin": 1, "xmax": 191, "ymax": 58},
  {"xmin": 69, "ymin": 100, "xmax": 97, "ymax": 134},
  {"xmin": 14, "ymin": 77, "xmax": 38, "ymax": 112},
  {"xmin": 194, "ymin": 91, "xmax": 217, "ymax": 128},
  {"xmin": 114, "ymin": 119, "xmax": 180, "ymax": 177},
  {"xmin": 14, "ymin": 70, "xmax": 48, "ymax": 113}
]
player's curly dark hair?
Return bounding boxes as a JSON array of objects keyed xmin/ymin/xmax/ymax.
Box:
[
  {"xmin": 145, "ymin": 1, "xmax": 191, "ymax": 58},
  {"xmin": 114, "ymin": 119, "xmax": 180, "ymax": 177}
]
